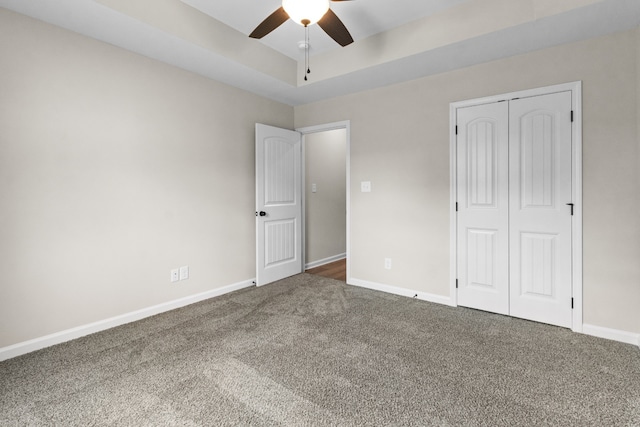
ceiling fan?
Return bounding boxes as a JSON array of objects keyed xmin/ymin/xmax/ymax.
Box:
[{"xmin": 249, "ymin": 0, "xmax": 354, "ymax": 47}]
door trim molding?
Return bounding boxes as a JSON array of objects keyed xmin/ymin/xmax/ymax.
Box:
[
  {"xmin": 296, "ymin": 121, "xmax": 351, "ymax": 283},
  {"xmin": 449, "ymin": 81, "xmax": 583, "ymax": 332}
]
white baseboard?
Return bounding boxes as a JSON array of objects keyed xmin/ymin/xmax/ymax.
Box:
[
  {"xmin": 0, "ymin": 279, "xmax": 256, "ymax": 362},
  {"xmin": 349, "ymin": 279, "xmax": 639, "ymax": 348},
  {"xmin": 305, "ymin": 253, "xmax": 346, "ymax": 270},
  {"xmin": 348, "ymin": 278, "xmax": 455, "ymax": 307},
  {"xmin": 582, "ymin": 323, "xmax": 640, "ymax": 347},
  {"xmin": 4, "ymin": 278, "xmax": 637, "ymax": 362}
]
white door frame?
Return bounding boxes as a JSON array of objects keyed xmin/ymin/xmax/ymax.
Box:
[
  {"xmin": 296, "ymin": 121, "xmax": 351, "ymax": 283},
  {"xmin": 449, "ymin": 81, "xmax": 583, "ymax": 332}
]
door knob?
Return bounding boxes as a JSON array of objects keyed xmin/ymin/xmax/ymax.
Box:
[{"xmin": 257, "ymin": 211, "xmax": 267, "ymax": 217}]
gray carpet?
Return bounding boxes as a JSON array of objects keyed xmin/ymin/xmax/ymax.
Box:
[{"xmin": 1, "ymin": 274, "xmax": 639, "ymax": 426}]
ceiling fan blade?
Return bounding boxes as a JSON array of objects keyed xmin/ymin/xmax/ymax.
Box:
[
  {"xmin": 249, "ymin": 7, "xmax": 289, "ymax": 39},
  {"xmin": 317, "ymin": 8, "xmax": 354, "ymax": 47}
]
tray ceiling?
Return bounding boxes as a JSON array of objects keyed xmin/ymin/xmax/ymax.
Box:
[{"xmin": 1, "ymin": 0, "xmax": 639, "ymax": 105}]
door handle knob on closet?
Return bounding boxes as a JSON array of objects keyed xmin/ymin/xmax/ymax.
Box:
[
  {"xmin": 566, "ymin": 203, "xmax": 574, "ymax": 216},
  {"xmin": 256, "ymin": 211, "xmax": 267, "ymax": 217}
]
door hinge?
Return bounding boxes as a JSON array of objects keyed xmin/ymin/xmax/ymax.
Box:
[
  {"xmin": 571, "ymin": 110, "xmax": 574, "ymax": 122},
  {"xmin": 455, "ymin": 202, "xmax": 458, "ymax": 212},
  {"xmin": 455, "ymin": 125, "xmax": 458, "ymax": 135},
  {"xmin": 571, "ymin": 298, "xmax": 574, "ymax": 309},
  {"xmin": 456, "ymin": 279, "xmax": 459, "ymax": 289}
]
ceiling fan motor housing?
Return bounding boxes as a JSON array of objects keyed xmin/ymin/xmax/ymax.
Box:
[{"xmin": 249, "ymin": 0, "xmax": 354, "ymax": 48}]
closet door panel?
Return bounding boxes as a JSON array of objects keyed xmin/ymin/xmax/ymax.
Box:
[
  {"xmin": 509, "ymin": 92, "xmax": 573, "ymax": 328},
  {"xmin": 457, "ymin": 102, "xmax": 510, "ymax": 315}
]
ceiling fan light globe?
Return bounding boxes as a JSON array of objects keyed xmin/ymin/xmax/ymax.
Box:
[{"xmin": 282, "ymin": 0, "xmax": 330, "ymax": 26}]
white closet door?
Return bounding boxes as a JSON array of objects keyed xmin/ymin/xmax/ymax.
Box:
[
  {"xmin": 456, "ymin": 102, "xmax": 510, "ymax": 315},
  {"xmin": 509, "ymin": 92, "xmax": 573, "ymax": 327}
]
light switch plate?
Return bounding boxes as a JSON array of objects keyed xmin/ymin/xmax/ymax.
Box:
[
  {"xmin": 311, "ymin": 183, "xmax": 317, "ymax": 193},
  {"xmin": 179, "ymin": 265, "xmax": 189, "ymax": 280}
]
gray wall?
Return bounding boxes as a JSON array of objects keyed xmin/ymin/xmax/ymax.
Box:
[
  {"xmin": 296, "ymin": 29, "xmax": 640, "ymax": 335},
  {"xmin": 304, "ymin": 129, "xmax": 347, "ymax": 265},
  {"xmin": 0, "ymin": 9, "xmax": 293, "ymax": 348},
  {"xmin": 1, "ymin": 7, "xmax": 638, "ymax": 350}
]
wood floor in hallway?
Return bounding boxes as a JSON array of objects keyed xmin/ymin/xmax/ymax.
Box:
[{"xmin": 305, "ymin": 259, "xmax": 346, "ymax": 282}]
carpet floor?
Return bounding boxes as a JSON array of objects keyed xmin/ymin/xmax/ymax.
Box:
[{"xmin": 1, "ymin": 273, "xmax": 639, "ymax": 426}]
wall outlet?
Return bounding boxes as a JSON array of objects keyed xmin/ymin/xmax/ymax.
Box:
[
  {"xmin": 384, "ymin": 258, "xmax": 392, "ymax": 270},
  {"xmin": 179, "ymin": 265, "xmax": 189, "ymax": 280},
  {"xmin": 361, "ymin": 181, "xmax": 372, "ymax": 193},
  {"xmin": 170, "ymin": 269, "xmax": 179, "ymax": 283}
]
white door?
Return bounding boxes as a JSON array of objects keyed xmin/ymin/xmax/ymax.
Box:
[
  {"xmin": 509, "ymin": 92, "xmax": 573, "ymax": 327},
  {"xmin": 456, "ymin": 91, "xmax": 573, "ymax": 328},
  {"xmin": 456, "ymin": 102, "xmax": 510, "ymax": 315},
  {"xmin": 255, "ymin": 124, "xmax": 302, "ymax": 286}
]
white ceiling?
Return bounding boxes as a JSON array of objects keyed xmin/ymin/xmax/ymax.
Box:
[
  {"xmin": 179, "ymin": 0, "xmax": 472, "ymax": 59},
  {"xmin": 1, "ymin": 0, "xmax": 640, "ymax": 106}
]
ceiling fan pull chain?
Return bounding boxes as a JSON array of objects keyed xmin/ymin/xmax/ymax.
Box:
[
  {"xmin": 307, "ymin": 25, "xmax": 311, "ymax": 75},
  {"xmin": 304, "ymin": 25, "xmax": 310, "ymax": 81}
]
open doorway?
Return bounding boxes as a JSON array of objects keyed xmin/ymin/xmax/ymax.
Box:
[{"xmin": 299, "ymin": 122, "xmax": 350, "ymax": 282}]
